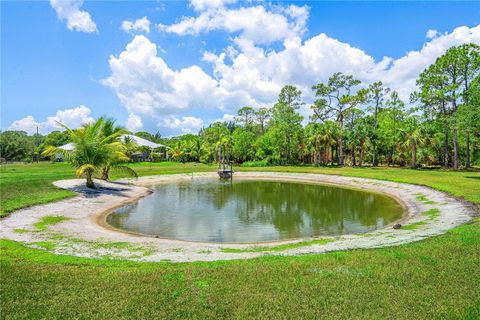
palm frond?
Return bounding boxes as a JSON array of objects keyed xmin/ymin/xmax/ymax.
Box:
[
  {"xmin": 75, "ymin": 164, "xmax": 97, "ymax": 178},
  {"xmin": 41, "ymin": 145, "xmax": 60, "ymax": 157},
  {"xmin": 110, "ymin": 165, "xmax": 138, "ymax": 178}
]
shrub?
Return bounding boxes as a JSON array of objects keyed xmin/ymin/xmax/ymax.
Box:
[{"xmin": 240, "ymin": 160, "xmax": 269, "ymax": 167}]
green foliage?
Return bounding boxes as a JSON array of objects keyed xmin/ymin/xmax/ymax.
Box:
[
  {"xmin": 240, "ymin": 160, "xmax": 269, "ymax": 167},
  {"xmin": 0, "ymin": 131, "xmax": 35, "ymax": 161},
  {"xmin": 42, "ymin": 118, "xmax": 136, "ymax": 188},
  {"xmin": 231, "ymin": 127, "xmax": 256, "ymax": 163},
  {"xmin": 43, "ymin": 130, "xmax": 70, "ymax": 147}
]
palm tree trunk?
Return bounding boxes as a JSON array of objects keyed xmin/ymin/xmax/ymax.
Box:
[
  {"xmin": 453, "ymin": 127, "xmax": 459, "ymax": 169},
  {"xmin": 411, "ymin": 138, "xmax": 417, "ymax": 168},
  {"xmin": 359, "ymin": 141, "xmax": 365, "ymax": 167},
  {"xmin": 331, "ymin": 146, "xmax": 335, "ymax": 166},
  {"xmin": 86, "ymin": 172, "xmax": 95, "ymax": 189},
  {"xmin": 101, "ymin": 167, "xmax": 109, "ymax": 180},
  {"xmin": 466, "ymin": 131, "xmax": 470, "ymax": 168},
  {"xmin": 350, "ymin": 145, "xmax": 356, "ymax": 166},
  {"xmin": 338, "ymin": 138, "xmax": 344, "ymax": 166},
  {"xmin": 443, "ymin": 122, "xmax": 449, "ymax": 167}
]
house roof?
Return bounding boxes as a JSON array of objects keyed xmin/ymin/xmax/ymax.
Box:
[
  {"xmin": 57, "ymin": 142, "xmax": 76, "ymax": 151},
  {"xmin": 120, "ymin": 134, "xmax": 169, "ymax": 149}
]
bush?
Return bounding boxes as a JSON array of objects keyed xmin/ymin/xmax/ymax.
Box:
[{"xmin": 240, "ymin": 160, "xmax": 269, "ymax": 167}]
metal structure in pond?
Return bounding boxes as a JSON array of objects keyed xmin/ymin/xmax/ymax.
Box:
[{"xmin": 217, "ymin": 141, "xmax": 233, "ymax": 180}]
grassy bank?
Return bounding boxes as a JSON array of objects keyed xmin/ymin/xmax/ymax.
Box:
[
  {"xmin": 0, "ymin": 162, "xmax": 215, "ymax": 217},
  {"xmin": 1, "ymin": 162, "xmax": 479, "ymax": 319}
]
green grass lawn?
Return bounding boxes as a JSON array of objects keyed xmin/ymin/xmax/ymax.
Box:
[
  {"xmin": 0, "ymin": 162, "xmax": 215, "ymax": 217},
  {"xmin": 1, "ymin": 162, "xmax": 479, "ymax": 319}
]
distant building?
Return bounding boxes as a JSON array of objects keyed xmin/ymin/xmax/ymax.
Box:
[{"xmin": 55, "ymin": 135, "xmax": 169, "ymax": 162}]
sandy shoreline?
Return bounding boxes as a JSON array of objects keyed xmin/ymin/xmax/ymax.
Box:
[{"xmin": 0, "ymin": 172, "xmax": 476, "ymax": 262}]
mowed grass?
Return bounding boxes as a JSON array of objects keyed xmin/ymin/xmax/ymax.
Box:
[
  {"xmin": 1, "ymin": 222, "xmax": 479, "ymax": 319},
  {"xmin": 1, "ymin": 162, "xmax": 479, "ymax": 319},
  {"xmin": 0, "ymin": 162, "xmax": 75, "ymax": 217},
  {"xmin": 0, "ymin": 162, "xmax": 215, "ymax": 217}
]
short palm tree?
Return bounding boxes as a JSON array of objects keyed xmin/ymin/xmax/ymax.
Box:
[
  {"xmin": 43, "ymin": 118, "xmax": 137, "ymax": 188},
  {"xmin": 317, "ymin": 121, "xmax": 340, "ymax": 165},
  {"xmin": 97, "ymin": 117, "xmax": 138, "ymax": 181},
  {"xmin": 401, "ymin": 116, "xmax": 426, "ymax": 168}
]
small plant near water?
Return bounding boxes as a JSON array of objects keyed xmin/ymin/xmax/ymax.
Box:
[
  {"xmin": 402, "ymin": 220, "xmax": 429, "ymax": 231},
  {"xmin": 221, "ymin": 238, "xmax": 334, "ymax": 253},
  {"xmin": 46, "ymin": 233, "xmax": 156, "ymax": 258},
  {"xmin": 402, "ymin": 208, "xmax": 441, "ymax": 231},
  {"xmin": 33, "ymin": 215, "xmax": 71, "ymax": 231},
  {"xmin": 422, "ymin": 208, "xmax": 440, "ymax": 219},
  {"xmin": 415, "ymin": 193, "xmax": 437, "ymax": 205},
  {"xmin": 31, "ymin": 241, "xmax": 57, "ymax": 251},
  {"xmin": 13, "ymin": 229, "xmax": 30, "ymax": 234}
]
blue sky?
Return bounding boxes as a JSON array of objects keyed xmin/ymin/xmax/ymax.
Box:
[{"xmin": 2, "ymin": 0, "xmax": 480, "ymax": 136}]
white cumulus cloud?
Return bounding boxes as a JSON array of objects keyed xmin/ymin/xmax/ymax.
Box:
[
  {"xmin": 8, "ymin": 105, "xmax": 94, "ymax": 135},
  {"xmin": 190, "ymin": 0, "xmax": 237, "ymax": 11},
  {"xmin": 214, "ymin": 113, "xmax": 236, "ymax": 123},
  {"xmin": 158, "ymin": 2, "xmax": 309, "ymax": 46},
  {"xmin": 126, "ymin": 113, "xmax": 144, "ymax": 132},
  {"xmin": 121, "ymin": 16, "xmax": 151, "ymax": 34},
  {"xmin": 50, "ymin": 0, "xmax": 97, "ymax": 33},
  {"xmin": 160, "ymin": 116, "xmax": 204, "ymax": 134},
  {"xmin": 426, "ymin": 29, "xmax": 439, "ymax": 39},
  {"xmin": 105, "ymin": 3, "xmax": 480, "ymax": 135},
  {"xmin": 102, "ymin": 35, "xmax": 222, "ymax": 117}
]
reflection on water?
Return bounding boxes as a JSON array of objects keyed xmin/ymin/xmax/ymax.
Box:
[{"xmin": 107, "ymin": 179, "xmax": 403, "ymax": 243}]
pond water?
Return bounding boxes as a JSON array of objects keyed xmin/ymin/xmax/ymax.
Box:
[{"xmin": 106, "ymin": 179, "xmax": 403, "ymax": 243}]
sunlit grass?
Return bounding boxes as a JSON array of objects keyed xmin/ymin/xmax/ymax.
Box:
[
  {"xmin": 1, "ymin": 162, "xmax": 479, "ymax": 318},
  {"xmin": 33, "ymin": 215, "xmax": 70, "ymax": 231}
]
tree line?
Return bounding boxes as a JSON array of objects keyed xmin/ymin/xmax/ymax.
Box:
[
  {"xmin": 166, "ymin": 44, "xmax": 480, "ymax": 168},
  {"xmin": 1, "ymin": 44, "xmax": 479, "ymax": 169}
]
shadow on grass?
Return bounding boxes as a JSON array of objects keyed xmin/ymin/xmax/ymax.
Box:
[{"xmin": 465, "ymin": 176, "xmax": 480, "ymax": 180}]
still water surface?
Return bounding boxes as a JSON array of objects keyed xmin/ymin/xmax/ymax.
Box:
[{"xmin": 107, "ymin": 179, "xmax": 403, "ymax": 243}]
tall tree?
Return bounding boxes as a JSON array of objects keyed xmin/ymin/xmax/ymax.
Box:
[
  {"xmin": 311, "ymin": 72, "xmax": 368, "ymax": 166},
  {"xmin": 235, "ymin": 106, "xmax": 255, "ymax": 127},
  {"xmin": 254, "ymin": 107, "xmax": 270, "ymax": 134},
  {"xmin": 278, "ymin": 85, "xmax": 304, "ymax": 109},
  {"xmin": 385, "ymin": 91, "xmax": 405, "ymax": 166},
  {"xmin": 416, "ymin": 44, "xmax": 480, "ymax": 168},
  {"xmin": 269, "ymin": 85, "xmax": 304, "ymax": 164},
  {"xmin": 401, "ymin": 115, "xmax": 426, "ymax": 168},
  {"xmin": 457, "ymin": 44, "xmax": 480, "ymax": 167},
  {"xmin": 366, "ymin": 81, "xmax": 390, "ymax": 166}
]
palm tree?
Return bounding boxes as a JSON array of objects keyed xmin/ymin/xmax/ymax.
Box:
[
  {"xmin": 43, "ymin": 118, "xmax": 137, "ymax": 188},
  {"xmin": 97, "ymin": 117, "xmax": 137, "ymax": 181},
  {"xmin": 168, "ymin": 141, "xmax": 186, "ymax": 163},
  {"xmin": 354, "ymin": 117, "xmax": 373, "ymax": 167},
  {"xmin": 401, "ymin": 116, "xmax": 426, "ymax": 168},
  {"xmin": 317, "ymin": 121, "xmax": 340, "ymax": 165}
]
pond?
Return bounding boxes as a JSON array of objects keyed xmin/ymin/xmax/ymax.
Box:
[{"xmin": 106, "ymin": 179, "xmax": 404, "ymax": 243}]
